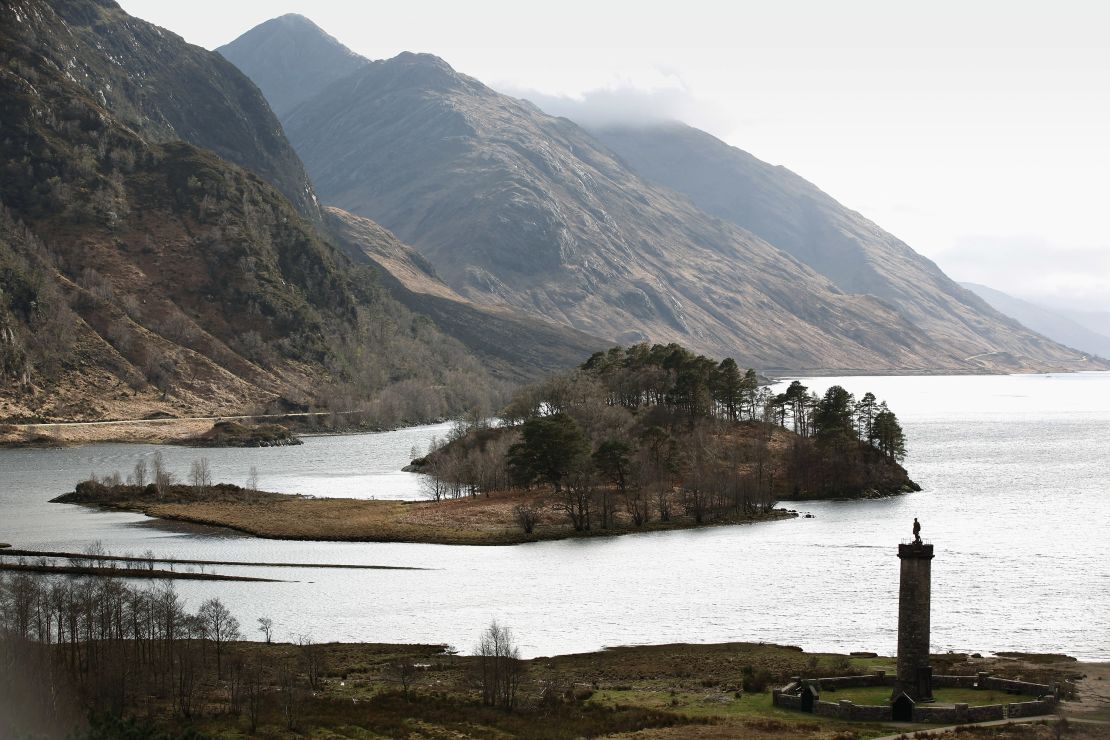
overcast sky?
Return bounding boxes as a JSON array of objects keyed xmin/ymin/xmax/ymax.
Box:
[{"xmin": 119, "ymin": 0, "xmax": 1109, "ymax": 314}]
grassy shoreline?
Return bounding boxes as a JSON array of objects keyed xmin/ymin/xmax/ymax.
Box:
[{"xmin": 52, "ymin": 481, "xmax": 796, "ymax": 545}]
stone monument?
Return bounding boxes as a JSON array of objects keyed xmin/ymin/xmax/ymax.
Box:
[{"xmin": 894, "ymin": 520, "xmax": 934, "ymax": 703}]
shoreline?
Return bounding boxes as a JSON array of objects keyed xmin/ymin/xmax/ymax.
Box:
[
  {"xmin": 0, "ymin": 560, "xmax": 282, "ymax": 582},
  {"xmin": 0, "ymin": 547, "xmax": 427, "ymax": 570},
  {"xmin": 7, "ymin": 369, "xmax": 1108, "ymax": 448},
  {"xmin": 51, "ymin": 482, "xmax": 797, "ymax": 546},
  {"xmin": 0, "ymin": 413, "xmax": 450, "ymax": 448},
  {"xmin": 128, "ymin": 505, "xmax": 798, "ymax": 546}
]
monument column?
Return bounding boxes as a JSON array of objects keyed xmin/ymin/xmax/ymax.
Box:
[{"xmin": 894, "ymin": 539, "xmax": 934, "ymax": 702}]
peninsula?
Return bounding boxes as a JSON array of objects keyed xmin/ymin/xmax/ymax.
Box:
[{"xmin": 51, "ymin": 480, "xmax": 794, "ymax": 546}]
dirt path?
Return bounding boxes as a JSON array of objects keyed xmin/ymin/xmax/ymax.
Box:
[
  {"xmin": 1062, "ymin": 660, "xmax": 1110, "ymax": 721},
  {"xmin": 872, "ymin": 716, "xmax": 1109, "ymax": 739}
]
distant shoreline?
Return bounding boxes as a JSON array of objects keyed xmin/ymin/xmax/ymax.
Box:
[{"xmin": 0, "ymin": 413, "xmax": 448, "ymax": 449}]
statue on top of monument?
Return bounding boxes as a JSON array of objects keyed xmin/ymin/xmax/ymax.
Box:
[{"xmin": 912, "ymin": 517, "xmax": 922, "ymax": 544}]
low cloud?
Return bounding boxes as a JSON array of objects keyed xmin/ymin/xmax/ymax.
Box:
[
  {"xmin": 496, "ymin": 81, "xmax": 732, "ymax": 134},
  {"xmin": 937, "ymin": 235, "xmax": 1110, "ymax": 312}
]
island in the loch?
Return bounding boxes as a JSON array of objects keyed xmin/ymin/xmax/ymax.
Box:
[
  {"xmin": 53, "ymin": 344, "xmax": 918, "ymax": 545},
  {"xmin": 171, "ymin": 420, "xmax": 303, "ymax": 448}
]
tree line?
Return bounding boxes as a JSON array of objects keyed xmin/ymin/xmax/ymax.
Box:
[
  {"xmin": 0, "ymin": 566, "xmax": 344, "ymax": 736},
  {"xmin": 0, "ymin": 564, "xmax": 527, "ymax": 736}
]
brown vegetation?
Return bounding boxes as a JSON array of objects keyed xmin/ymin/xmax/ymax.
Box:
[
  {"xmin": 416, "ymin": 345, "xmax": 919, "ymax": 537},
  {"xmin": 173, "ymin": 420, "xmax": 302, "ymax": 448},
  {"xmin": 2, "ymin": 564, "xmax": 1099, "ymax": 740},
  {"xmin": 53, "ymin": 479, "xmax": 793, "ymax": 545}
]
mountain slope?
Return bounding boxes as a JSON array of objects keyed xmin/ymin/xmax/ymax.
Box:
[
  {"xmin": 961, "ymin": 283, "xmax": 1110, "ymax": 359},
  {"xmin": 215, "ymin": 14, "xmax": 613, "ymax": 382},
  {"xmin": 587, "ymin": 122, "xmax": 1091, "ymax": 367},
  {"xmin": 276, "ymin": 54, "xmax": 918, "ymax": 370},
  {"xmin": 270, "ymin": 50, "xmax": 1085, "ymax": 372},
  {"xmin": 6, "ymin": 0, "xmax": 319, "ymax": 220},
  {"xmin": 323, "ymin": 207, "xmax": 608, "ymax": 383},
  {"xmin": 0, "ymin": 0, "xmax": 501, "ymax": 424},
  {"xmin": 217, "ymin": 14, "xmax": 368, "ymax": 119}
]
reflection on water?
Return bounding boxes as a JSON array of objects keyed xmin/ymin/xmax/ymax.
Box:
[{"xmin": 1, "ymin": 375, "xmax": 1108, "ymax": 659}]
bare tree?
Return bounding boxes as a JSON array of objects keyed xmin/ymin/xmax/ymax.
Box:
[
  {"xmin": 278, "ymin": 657, "xmax": 299, "ymax": 730},
  {"xmin": 388, "ymin": 660, "xmax": 418, "ymax": 698},
  {"xmin": 132, "ymin": 458, "xmax": 148, "ymax": 488},
  {"xmin": 189, "ymin": 458, "xmax": 211, "ymax": 492},
  {"xmin": 298, "ymin": 634, "xmax": 322, "ymax": 691},
  {"xmin": 513, "ymin": 504, "xmax": 538, "ymax": 534},
  {"xmin": 226, "ymin": 654, "xmax": 245, "ymax": 714},
  {"xmin": 420, "ymin": 460, "xmax": 449, "ymax": 502},
  {"xmin": 197, "ymin": 597, "xmax": 239, "ymax": 678},
  {"xmin": 244, "ymin": 655, "xmax": 266, "ymax": 734},
  {"xmin": 476, "ymin": 619, "xmax": 523, "ymax": 711},
  {"xmin": 257, "ymin": 616, "xmax": 274, "ymax": 644},
  {"xmin": 151, "ymin": 451, "xmax": 173, "ymax": 497}
]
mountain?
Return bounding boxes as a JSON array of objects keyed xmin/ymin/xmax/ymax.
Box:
[
  {"xmin": 0, "ymin": 0, "xmax": 501, "ymax": 424},
  {"xmin": 961, "ymin": 283, "xmax": 1110, "ymax": 359},
  {"xmin": 585, "ymin": 122, "xmax": 1098, "ymax": 368},
  {"xmin": 285, "ymin": 53, "xmax": 971, "ymax": 372},
  {"xmin": 1066, "ymin": 310, "xmax": 1110, "ymax": 338},
  {"xmin": 218, "ymin": 15, "xmax": 1091, "ymax": 373},
  {"xmin": 9, "ymin": 0, "xmax": 320, "ymax": 220},
  {"xmin": 217, "ymin": 15, "xmax": 609, "ymax": 381},
  {"xmin": 217, "ymin": 14, "xmax": 368, "ymax": 119}
]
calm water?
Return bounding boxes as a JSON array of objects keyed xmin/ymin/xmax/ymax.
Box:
[{"xmin": 1, "ymin": 374, "xmax": 1107, "ymax": 660}]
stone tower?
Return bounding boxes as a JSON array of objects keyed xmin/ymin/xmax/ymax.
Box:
[{"xmin": 894, "ymin": 539, "xmax": 934, "ymax": 702}]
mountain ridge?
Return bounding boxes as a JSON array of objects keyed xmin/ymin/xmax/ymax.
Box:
[
  {"xmin": 217, "ymin": 14, "xmax": 368, "ymax": 119},
  {"xmin": 277, "ymin": 53, "xmax": 936, "ymax": 370},
  {"xmin": 960, "ymin": 282, "xmax": 1110, "ymax": 360},
  {"xmin": 587, "ymin": 121, "xmax": 1020, "ymax": 343},
  {"xmin": 224, "ymin": 26, "xmax": 1094, "ymax": 373}
]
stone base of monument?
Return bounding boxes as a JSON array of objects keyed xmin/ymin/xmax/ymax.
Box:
[{"xmin": 771, "ymin": 671, "xmax": 1060, "ymax": 723}]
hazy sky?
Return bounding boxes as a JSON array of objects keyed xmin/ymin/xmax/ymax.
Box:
[{"xmin": 119, "ymin": 0, "xmax": 1109, "ymax": 314}]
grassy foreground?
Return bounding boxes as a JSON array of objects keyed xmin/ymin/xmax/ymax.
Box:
[
  {"xmin": 53, "ymin": 481, "xmax": 794, "ymax": 545},
  {"xmin": 65, "ymin": 641, "xmax": 1105, "ymax": 740}
]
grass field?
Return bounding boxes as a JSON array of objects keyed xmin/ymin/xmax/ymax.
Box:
[{"xmin": 13, "ymin": 635, "xmax": 1099, "ymax": 739}]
